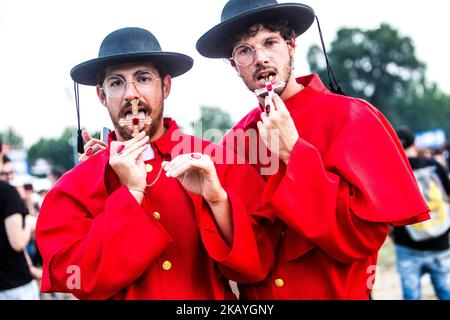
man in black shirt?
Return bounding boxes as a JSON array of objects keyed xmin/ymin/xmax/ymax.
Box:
[
  {"xmin": 0, "ymin": 138, "xmax": 39, "ymax": 299},
  {"xmin": 394, "ymin": 127, "xmax": 450, "ymax": 300}
]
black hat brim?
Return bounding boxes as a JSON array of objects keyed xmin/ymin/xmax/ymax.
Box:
[
  {"xmin": 71, "ymin": 52, "xmax": 194, "ymax": 86},
  {"xmin": 197, "ymin": 3, "xmax": 315, "ymax": 58}
]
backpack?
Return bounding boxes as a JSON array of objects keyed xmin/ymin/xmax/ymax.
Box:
[{"xmin": 405, "ymin": 165, "xmax": 450, "ymax": 242}]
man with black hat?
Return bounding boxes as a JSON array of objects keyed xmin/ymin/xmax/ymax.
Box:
[
  {"xmin": 35, "ymin": 27, "xmax": 273, "ymax": 300},
  {"xmin": 195, "ymin": 0, "xmax": 430, "ymax": 299}
]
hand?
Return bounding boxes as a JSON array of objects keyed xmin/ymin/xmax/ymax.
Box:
[
  {"xmin": 29, "ymin": 265, "xmax": 43, "ymax": 280},
  {"xmin": 257, "ymin": 94, "xmax": 299, "ymax": 164},
  {"xmin": 79, "ymin": 130, "xmax": 108, "ymax": 163},
  {"xmin": 109, "ymin": 131, "xmax": 149, "ymax": 191},
  {"xmin": 25, "ymin": 214, "xmax": 37, "ymax": 232},
  {"xmin": 162, "ymin": 153, "xmax": 227, "ymax": 205}
]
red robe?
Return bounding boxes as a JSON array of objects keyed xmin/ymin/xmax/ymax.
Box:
[
  {"xmin": 36, "ymin": 119, "xmax": 273, "ymax": 300},
  {"xmin": 221, "ymin": 74, "xmax": 430, "ymax": 299}
]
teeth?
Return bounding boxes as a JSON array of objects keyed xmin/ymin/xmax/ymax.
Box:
[{"xmin": 138, "ymin": 110, "xmax": 147, "ymax": 119}]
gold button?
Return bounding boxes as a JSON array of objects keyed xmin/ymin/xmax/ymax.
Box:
[
  {"xmin": 162, "ymin": 260, "xmax": 172, "ymax": 271},
  {"xmin": 275, "ymin": 278, "xmax": 284, "ymax": 287},
  {"xmin": 153, "ymin": 211, "xmax": 161, "ymax": 221},
  {"xmin": 146, "ymin": 164, "xmax": 153, "ymax": 172}
]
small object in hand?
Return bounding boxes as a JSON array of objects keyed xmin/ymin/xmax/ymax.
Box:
[
  {"xmin": 254, "ymin": 77, "xmax": 286, "ymax": 97},
  {"xmin": 190, "ymin": 153, "xmax": 202, "ymax": 160},
  {"xmin": 116, "ymin": 145, "xmax": 126, "ymax": 155},
  {"xmin": 118, "ymin": 99, "xmax": 152, "ymax": 137},
  {"xmin": 85, "ymin": 147, "xmax": 93, "ymax": 157}
]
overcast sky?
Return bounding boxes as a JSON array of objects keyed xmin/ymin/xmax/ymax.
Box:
[{"xmin": 1, "ymin": 0, "xmax": 449, "ymax": 147}]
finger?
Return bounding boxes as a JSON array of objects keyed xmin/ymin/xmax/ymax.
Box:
[
  {"xmin": 124, "ymin": 136, "xmax": 150, "ymax": 154},
  {"xmin": 84, "ymin": 138, "xmax": 107, "ymax": 151},
  {"xmin": 257, "ymin": 121, "xmax": 269, "ymax": 145},
  {"xmin": 120, "ymin": 135, "xmax": 149, "ymax": 156},
  {"xmin": 82, "ymin": 130, "xmax": 93, "ymax": 144},
  {"xmin": 264, "ymin": 96, "xmax": 276, "ymax": 113},
  {"xmin": 257, "ymin": 120, "xmax": 264, "ymax": 133},
  {"xmin": 164, "ymin": 154, "xmax": 191, "ymax": 174},
  {"xmin": 125, "ymin": 144, "xmax": 149, "ymax": 161},
  {"xmin": 168, "ymin": 158, "xmax": 212, "ymax": 178},
  {"xmin": 272, "ymin": 94, "xmax": 288, "ymax": 113},
  {"xmin": 260, "ymin": 111, "xmax": 272, "ymax": 127},
  {"xmin": 168, "ymin": 162, "xmax": 197, "ymax": 179},
  {"xmin": 110, "ymin": 131, "xmax": 147, "ymax": 155},
  {"xmin": 163, "ymin": 153, "xmax": 196, "ymax": 173},
  {"xmin": 122, "ymin": 131, "xmax": 147, "ymax": 147},
  {"xmin": 90, "ymin": 144, "xmax": 107, "ymax": 155},
  {"xmin": 78, "ymin": 154, "xmax": 89, "ymax": 163},
  {"xmin": 261, "ymin": 111, "xmax": 269, "ymax": 122}
]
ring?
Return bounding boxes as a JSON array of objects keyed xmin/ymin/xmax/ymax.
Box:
[
  {"xmin": 85, "ymin": 147, "xmax": 93, "ymax": 157},
  {"xmin": 189, "ymin": 153, "xmax": 202, "ymax": 160},
  {"xmin": 116, "ymin": 145, "xmax": 126, "ymax": 155}
]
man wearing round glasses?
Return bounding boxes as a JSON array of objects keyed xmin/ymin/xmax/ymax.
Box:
[
  {"xmin": 36, "ymin": 27, "xmax": 273, "ymax": 300},
  {"xmin": 196, "ymin": 0, "xmax": 430, "ymax": 299}
]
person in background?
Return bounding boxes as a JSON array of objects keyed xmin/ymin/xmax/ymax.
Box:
[
  {"xmin": 0, "ymin": 137, "xmax": 39, "ymax": 300},
  {"xmin": 393, "ymin": 127, "xmax": 450, "ymax": 300}
]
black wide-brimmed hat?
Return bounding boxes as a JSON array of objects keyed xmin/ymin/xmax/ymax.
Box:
[
  {"xmin": 196, "ymin": 0, "xmax": 315, "ymax": 58},
  {"xmin": 71, "ymin": 27, "xmax": 193, "ymax": 86}
]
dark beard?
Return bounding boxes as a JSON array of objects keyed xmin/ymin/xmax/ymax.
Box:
[{"xmin": 246, "ymin": 56, "xmax": 293, "ymax": 97}]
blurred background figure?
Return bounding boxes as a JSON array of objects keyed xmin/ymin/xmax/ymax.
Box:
[
  {"xmin": 0, "ymin": 155, "xmax": 14, "ymax": 183},
  {"xmin": 47, "ymin": 166, "xmax": 65, "ymax": 188},
  {"xmin": 392, "ymin": 126, "xmax": 450, "ymax": 300},
  {"xmin": 0, "ymin": 136, "xmax": 40, "ymax": 300}
]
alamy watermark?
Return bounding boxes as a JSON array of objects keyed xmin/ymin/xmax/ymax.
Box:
[{"xmin": 172, "ymin": 122, "xmax": 280, "ymax": 176}]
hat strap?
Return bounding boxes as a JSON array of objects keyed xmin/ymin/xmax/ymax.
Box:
[
  {"xmin": 315, "ymin": 15, "xmax": 346, "ymax": 96},
  {"xmin": 74, "ymin": 82, "xmax": 84, "ymax": 153}
]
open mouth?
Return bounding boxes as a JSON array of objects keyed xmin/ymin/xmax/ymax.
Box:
[
  {"xmin": 121, "ymin": 105, "xmax": 150, "ymax": 120},
  {"xmin": 124, "ymin": 109, "xmax": 148, "ymax": 120},
  {"xmin": 256, "ymin": 71, "xmax": 276, "ymax": 82}
]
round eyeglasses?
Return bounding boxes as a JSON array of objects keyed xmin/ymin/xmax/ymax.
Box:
[
  {"xmin": 102, "ymin": 71, "xmax": 161, "ymax": 97},
  {"xmin": 231, "ymin": 37, "xmax": 289, "ymax": 67}
]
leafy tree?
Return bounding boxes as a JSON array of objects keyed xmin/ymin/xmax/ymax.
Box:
[
  {"xmin": 191, "ymin": 106, "xmax": 234, "ymax": 142},
  {"xmin": 28, "ymin": 128, "xmax": 77, "ymax": 171},
  {"xmin": 0, "ymin": 127, "xmax": 24, "ymax": 148},
  {"xmin": 307, "ymin": 23, "xmax": 450, "ymax": 136},
  {"xmin": 400, "ymin": 78, "xmax": 450, "ymax": 136}
]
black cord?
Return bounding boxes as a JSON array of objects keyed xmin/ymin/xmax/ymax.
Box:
[
  {"xmin": 74, "ymin": 82, "xmax": 84, "ymax": 153},
  {"xmin": 315, "ymin": 15, "xmax": 346, "ymax": 96}
]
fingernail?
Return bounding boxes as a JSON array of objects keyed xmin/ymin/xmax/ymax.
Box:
[{"xmin": 85, "ymin": 147, "xmax": 93, "ymax": 157}]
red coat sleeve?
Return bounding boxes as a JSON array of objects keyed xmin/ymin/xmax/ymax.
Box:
[
  {"xmin": 36, "ymin": 186, "xmax": 172, "ymax": 299},
  {"xmin": 262, "ymin": 102, "xmax": 429, "ymax": 264},
  {"xmin": 194, "ymin": 163, "xmax": 277, "ymax": 284}
]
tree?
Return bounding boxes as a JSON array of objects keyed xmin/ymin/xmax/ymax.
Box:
[
  {"xmin": 400, "ymin": 78, "xmax": 450, "ymax": 135},
  {"xmin": 191, "ymin": 106, "xmax": 234, "ymax": 142},
  {"xmin": 0, "ymin": 127, "xmax": 24, "ymax": 148},
  {"xmin": 307, "ymin": 23, "xmax": 450, "ymax": 136},
  {"xmin": 27, "ymin": 128, "xmax": 77, "ymax": 171}
]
